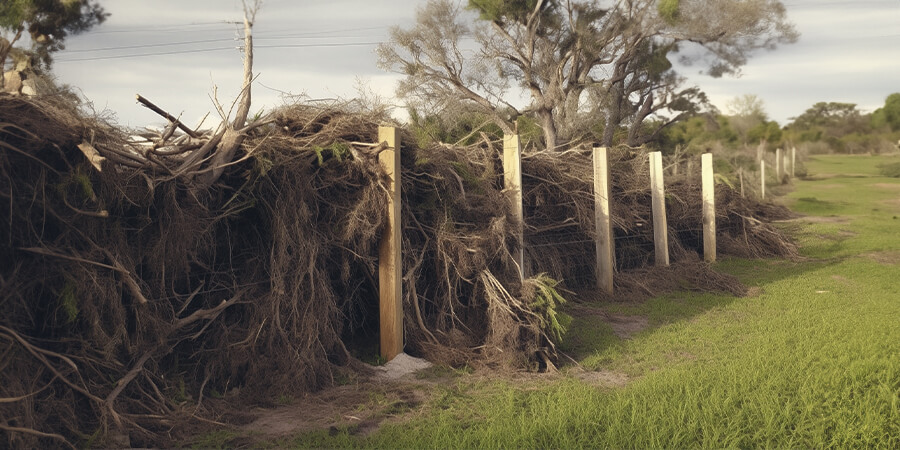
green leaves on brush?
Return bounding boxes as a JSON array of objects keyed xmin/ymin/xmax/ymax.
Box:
[
  {"xmin": 526, "ymin": 273, "xmax": 568, "ymax": 343},
  {"xmin": 312, "ymin": 142, "xmax": 351, "ymax": 166}
]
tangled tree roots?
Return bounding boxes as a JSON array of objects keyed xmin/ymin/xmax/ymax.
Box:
[{"xmin": 1, "ymin": 96, "xmax": 796, "ymax": 447}]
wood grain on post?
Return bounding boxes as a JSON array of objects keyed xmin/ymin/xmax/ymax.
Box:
[
  {"xmin": 593, "ymin": 146, "xmax": 614, "ymax": 294},
  {"xmin": 377, "ymin": 126, "xmax": 402, "ymax": 361},
  {"xmin": 775, "ymin": 148, "xmax": 783, "ymax": 182},
  {"xmin": 503, "ymin": 134, "xmax": 525, "ymax": 281},
  {"xmin": 649, "ymin": 151, "xmax": 669, "ymax": 266},
  {"xmin": 784, "ymin": 150, "xmax": 790, "ymax": 180},
  {"xmin": 701, "ymin": 153, "xmax": 716, "ymax": 263},
  {"xmin": 791, "ymin": 147, "xmax": 796, "ymax": 178},
  {"xmin": 761, "ymin": 160, "xmax": 766, "ymax": 200}
]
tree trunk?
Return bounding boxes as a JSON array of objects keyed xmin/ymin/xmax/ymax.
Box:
[{"xmin": 537, "ymin": 108, "xmax": 558, "ymax": 151}]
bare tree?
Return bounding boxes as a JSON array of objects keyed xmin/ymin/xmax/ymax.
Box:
[{"xmin": 378, "ymin": 0, "xmax": 798, "ymax": 150}]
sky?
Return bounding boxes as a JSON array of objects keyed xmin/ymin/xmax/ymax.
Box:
[{"xmin": 41, "ymin": 0, "xmax": 900, "ymax": 130}]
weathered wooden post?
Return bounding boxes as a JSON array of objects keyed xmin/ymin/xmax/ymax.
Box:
[
  {"xmin": 760, "ymin": 160, "xmax": 766, "ymax": 200},
  {"xmin": 503, "ymin": 133, "xmax": 524, "ymax": 281},
  {"xmin": 701, "ymin": 153, "xmax": 716, "ymax": 262},
  {"xmin": 790, "ymin": 146, "xmax": 796, "ymax": 178},
  {"xmin": 593, "ymin": 146, "xmax": 614, "ymax": 294},
  {"xmin": 783, "ymin": 150, "xmax": 791, "ymax": 180},
  {"xmin": 649, "ymin": 151, "xmax": 669, "ymax": 266},
  {"xmin": 775, "ymin": 148, "xmax": 783, "ymax": 182},
  {"xmin": 378, "ymin": 126, "xmax": 402, "ymax": 361}
]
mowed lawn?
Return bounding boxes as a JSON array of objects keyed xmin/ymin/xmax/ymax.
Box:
[{"xmin": 290, "ymin": 154, "xmax": 900, "ymax": 449}]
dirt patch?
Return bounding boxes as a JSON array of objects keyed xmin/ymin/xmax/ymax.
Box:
[
  {"xmin": 872, "ymin": 183, "xmax": 900, "ymax": 190},
  {"xmin": 781, "ymin": 215, "xmax": 848, "ymax": 224},
  {"xmin": 565, "ymin": 304, "xmax": 649, "ymax": 340},
  {"xmin": 238, "ymin": 380, "xmax": 430, "ymax": 442},
  {"xmin": 606, "ymin": 314, "xmax": 650, "ymax": 340},
  {"xmin": 882, "ymin": 198, "xmax": 900, "ymax": 209},
  {"xmin": 745, "ymin": 286, "xmax": 763, "ymax": 297},
  {"xmin": 864, "ymin": 251, "xmax": 900, "ymax": 265}
]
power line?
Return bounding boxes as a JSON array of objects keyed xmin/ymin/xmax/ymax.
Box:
[
  {"xmin": 55, "ymin": 41, "xmax": 384, "ymax": 63},
  {"xmin": 89, "ymin": 21, "xmax": 236, "ymax": 34},
  {"xmin": 64, "ymin": 37, "xmax": 238, "ymax": 53},
  {"xmin": 63, "ymin": 35, "xmax": 380, "ymax": 54}
]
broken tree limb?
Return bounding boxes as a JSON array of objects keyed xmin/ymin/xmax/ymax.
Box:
[
  {"xmin": 197, "ymin": 8, "xmax": 256, "ymax": 188},
  {"xmin": 135, "ymin": 94, "xmax": 200, "ymax": 139},
  {"xmin": 77, "ymin": 142, "xmax": 106, "ymax": 172}
]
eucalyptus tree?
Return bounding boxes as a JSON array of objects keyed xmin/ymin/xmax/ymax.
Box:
[{"xmin": 378, "ymin": 0, "xmax": 797, "ymax": 150}]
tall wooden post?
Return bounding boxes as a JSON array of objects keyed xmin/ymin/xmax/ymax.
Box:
[
  {"xmin": 701, "ymin": 153, "xmax": 716, "ymax": 263},
  {"xmin": 784, "ymin": 150, "xmax": 791, "ymax": 180},
  {"xmin": 503, "ymin": 134, "xmax": 524, "ymax": 281},
  {"xmin": 378, "ymin": 126, "xmax": 402, "ymax": 361},
  {"xmin": 791, "ymin": 147, "xmax": 796, "ymax": 178},
  {"xmin": 593, "ymin": 146, "xmax": 614, "ymax": 294},
  {"xmin": 649, "ymin": 151, "xmax": 669, "ymax": 266},
  {"xmin": 760, "ymin": 160, "xmax": 766, "ymax": 200},
  {"xmin": 775, "ymin": 148, "xmax": 783, "ymax": 183}
]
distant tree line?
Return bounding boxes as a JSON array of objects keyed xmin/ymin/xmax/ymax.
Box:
[{"xmin": 660, "ymin": 93, "xmax": 900, "ymax": 156}]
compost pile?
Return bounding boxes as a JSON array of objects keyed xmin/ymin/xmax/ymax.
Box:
[{"xmin": 0, "ymin": 94, "xmax": 796, "ymax": 447}]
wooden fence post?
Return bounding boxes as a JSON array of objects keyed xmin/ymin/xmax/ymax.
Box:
[
  {"xmin": 649, "ymin": 151, "xmax": 669, "ymax": 266},
  {"xmin": 784, "ymin": 150, "xmax": 791, "ymax": 180},
  {"xmin": 791, "ymin": 146, "xmax": 796, "ymax": 178},
  {"xmin": 377, "ymin": 126, "xmax": 402, "ymax": 361},
  {"xmin": 760, "ymin": 160, "xmax": 766, "ymax": 200},
  {"xmin": 775, "ymin": 148, "xmax": 783, "ymax": 182},
  {"xmin": 701, "ymin": 153, "xmax": 716, "ymax": 263},
  {"xmin": 593, "ymin": 146, "xmax": 614, "ymax": 294},
  {"xmin": 503, "ymin": 133, "xmax": 524, "ymax": 281}
]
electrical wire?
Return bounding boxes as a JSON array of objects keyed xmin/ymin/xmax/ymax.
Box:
[{"xmin": 54, "ymin": 41, "xmax": 384, "ymax": 63}]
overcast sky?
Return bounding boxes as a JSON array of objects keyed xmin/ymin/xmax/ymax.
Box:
[{"xmin": 47, "ymin": 0, "xmax": 900, "ymax": 130}]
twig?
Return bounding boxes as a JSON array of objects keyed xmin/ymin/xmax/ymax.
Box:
[
  {"xmin": 19, "ymin": 247, "xmax": 125, "ymax": 273},
  {"xmin": 105, "ymin": 350, "xmax": 154, "ymax": 406},
  {"xmin": 0, "ymin": 374, "xmax": 58, "ymax": 403},
  {"xmin": 135, "ymin": 94, "xmax": 200, "ymax": 138},
  {"xmin": 0, "ymin": 423, "xmax": 76, "ymax": 450}
]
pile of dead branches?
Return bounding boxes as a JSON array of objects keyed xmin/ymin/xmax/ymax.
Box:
[
  {"xmin": 1, "ymin": 94, "xmax": 798, "ymax": 448},
  {"xmin": 0, "ymin": 95, "xmax": 558, "ymax": 447},
  {"xmin": 521, "ymin": 148, "xmax": 798, "ymax": 293}
]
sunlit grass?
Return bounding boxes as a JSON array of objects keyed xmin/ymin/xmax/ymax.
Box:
[{"xmin": 286, "ymin": 155, "xmax": 900, "ymax": 448}]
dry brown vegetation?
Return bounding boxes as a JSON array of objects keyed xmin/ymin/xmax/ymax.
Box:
[{"xmin": 0, "ymin": 92, "xmax": 797, "ymax": 447}]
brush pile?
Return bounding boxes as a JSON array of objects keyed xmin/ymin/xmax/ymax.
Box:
[
  {"xmin": 1, "ymin": 92, "xmax": 796, "ymax": 447},
  {"xmin": 521, "ymin": 148, "xmax": 798, "ymax": 292}
]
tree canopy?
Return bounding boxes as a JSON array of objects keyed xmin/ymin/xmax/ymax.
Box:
[
  {"xmin": 0, "ymin": 0, "xmax": 107, "ymax": 70},
  {"xmin": 378, "ymin": 0, "xmax": 798, "ymax": 150},
  {"xmin": 871, "ymin": 93, "xmax": 900, "ymax": 132}
]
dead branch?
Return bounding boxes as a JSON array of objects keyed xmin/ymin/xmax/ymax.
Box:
[
  {"xmin": 0, "ymin": 423, "xmax": 76, "ymax": 450},
  {"xmin": 135, "ymin": 94, "xmax": 200, "ymax": 139}
]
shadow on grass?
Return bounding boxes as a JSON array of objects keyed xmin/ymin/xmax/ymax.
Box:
[{"xmin": 556, "ymin": 219, "xmax": 852, "ymax": 370}]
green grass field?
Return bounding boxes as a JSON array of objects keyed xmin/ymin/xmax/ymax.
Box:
[{"xmin": 283, "ymin": 154, "xmax": 900, "ymax": 449}]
